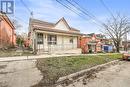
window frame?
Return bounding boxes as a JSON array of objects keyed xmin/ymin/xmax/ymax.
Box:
[
  {"xmin": 47, "ymin": 34, "xmax": 57, "ymax": 45},
  {"xmin": 37, "ymin": 33, "xmax": 43, "ymax": 44},
  {"xmin": 70, "ymin": 37, "xmax": 73, "ymax": 43}
]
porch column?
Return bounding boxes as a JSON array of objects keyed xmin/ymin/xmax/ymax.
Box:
[{"xmin": 62, "ymin": 35, "xmax": 64, "ymax": 50}]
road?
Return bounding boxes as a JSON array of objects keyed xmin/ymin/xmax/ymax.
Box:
[{"xmin": 66, "ymin": 61, "xmax": 130, "ymax": 87}]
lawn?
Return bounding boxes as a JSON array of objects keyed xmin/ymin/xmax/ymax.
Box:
[
  {"xmin": 33, "ymin": 53, "xmax": 122, "ymax": 87},
  {"xmin": 0, "ymin": 50, "xmax": 34, "ymax": 57}
]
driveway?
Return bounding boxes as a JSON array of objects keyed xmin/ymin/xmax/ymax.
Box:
[
  {"xmin": 66, "ymin": 61, "xmax": 130, "ymax": 87},
  {"xmin": 0, "ymin": 60, "xmax": 42, "ymax": 87}
]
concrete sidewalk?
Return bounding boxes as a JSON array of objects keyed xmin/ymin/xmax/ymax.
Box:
[
  {"xmin": 0, "ymin": 53, "xmax": 119, "ymax": 62},
  {"xmin": 0, "ymin": 54, "xmax": 82, "ymax": 62}
]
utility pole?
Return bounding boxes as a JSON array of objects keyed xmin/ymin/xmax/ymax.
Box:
[
  {"xmin": 30, "ymin": 11, "xmax": 33, "ymax": 18},
  {"xmin": 124, "ymin": 29, "xmax": 128, "ymax": 51}
]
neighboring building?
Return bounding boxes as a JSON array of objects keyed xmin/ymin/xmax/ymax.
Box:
[
  {"xmin": 121, "ymin": 40, "xmax": 130, "ymax": 51},
  {"xmin": 29, "ymin": 17, "xmax": 82, "ymax": 54},
  {"xmin": 0, "ymin": 12, "xmax": 16, "ymax": 48},
  {"xmin": 80, "ymin": 33, "xmax": 111, "ymax": 53}
]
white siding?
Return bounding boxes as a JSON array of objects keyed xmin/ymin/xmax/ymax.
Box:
[
  {"xmin": 34, "ymin": 32, "xmax": 78, "ymax": 53},
  {"xmin": 54, "ymin": 21, "xmax": 69, "ymax": 31}
]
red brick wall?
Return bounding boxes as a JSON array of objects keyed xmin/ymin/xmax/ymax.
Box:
[
  {"xmin": 0, "ymin": 17, "xmax": 16, "ymax": 48},
  {"xmin": 80, "ymin": 35, "xmax": 103, "ymax": 53}
]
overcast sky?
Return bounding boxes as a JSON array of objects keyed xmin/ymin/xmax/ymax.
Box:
[{"xmin": 7, "ymin": 0, "xmax": 130, "ymax": 35}]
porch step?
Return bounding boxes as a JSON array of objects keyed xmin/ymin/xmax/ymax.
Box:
[{"xmin": 37, "ymin": 50, "xmax": 49, "ymax": 55}]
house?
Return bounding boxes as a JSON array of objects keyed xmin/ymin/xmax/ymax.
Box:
[
  {"xmin": 0, "ymin": 12, "xmax": 16, "ymax": 48},
  {"xmin": 29, "ymin": 17, "xmax": 82, "ymax": 54},
  {"xmin": 80, "ymin": 33, "xmax": 110, "ymax": 53},
  {"xmin": 121, "ymin": 40, "xmax": 130, "ymax": 51}
]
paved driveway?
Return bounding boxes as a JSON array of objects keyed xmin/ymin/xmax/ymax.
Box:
[{"xmin": 0, "ymin": 60, "xmax": 42, "ymax": 87}]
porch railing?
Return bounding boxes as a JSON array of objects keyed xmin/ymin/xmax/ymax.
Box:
[{"xmin": 37, "ymin": 44, "xmax": 77, "ymax": 53}]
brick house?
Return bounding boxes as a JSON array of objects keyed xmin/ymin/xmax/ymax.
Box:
[
  {"xmin": 29, "ymin": 17, "xmax": 82, "ymax": 54},
  {"xmin": 80, "ymin": 33, "xmax": 108, "ymax": 53},
  {"xmin": 0, "ymin": 12, "xmax": 16, "ymax": 48}
]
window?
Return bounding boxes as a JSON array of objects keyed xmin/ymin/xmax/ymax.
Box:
[
  {"xmin": 37, "ymin": 33, "xmax": 43, "ymax": 44},
  {"xmin": 47, "ymin": 35, "xmax": 57, "ymax": 45},
  {"xmin": 70, "ymin": 37, "xmax": 73, "ymax": 43}
]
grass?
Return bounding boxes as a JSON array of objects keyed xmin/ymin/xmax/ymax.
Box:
[
  {"xmin": 0, "ymin": 50, "xmax": 34, "ymax": 57},
  {"xmin": 33, "ymin": 53, "xmax": 122, "ymax": 87}
]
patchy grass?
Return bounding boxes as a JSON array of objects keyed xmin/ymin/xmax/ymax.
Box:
[{"xmin": 33, "ymin": 53, "xmax": 122, "ymax": 87}]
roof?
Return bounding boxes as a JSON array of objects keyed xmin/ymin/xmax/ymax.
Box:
[
  {"xmin": 85, "ymin": 33, "xmax": 106, "ymax": 39},
  {"xmin": 30, "ymin": 18, "xmax": 54, "ymax": 28},
  {"xmin": 0, "ymin": 11, "xmax": 15, "ymax": 29},
  {"xmin": 30, "ymin": 17, "xmax": 80, "ymax": 33},
  {"xmin": 33, "ymin": 26, "xmax": 82, "ymax": 35}
]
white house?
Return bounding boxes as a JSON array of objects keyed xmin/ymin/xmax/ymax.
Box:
[{"xmin": 29, "ymin": 17, "xmax": 82, "ymax": 54}]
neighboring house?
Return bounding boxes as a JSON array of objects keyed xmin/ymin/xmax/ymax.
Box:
[
  {"xmin": 121, "ymin": 40, "xmax": 130, "ymax": 51},
  {"xmin": 0, "ymin": 12, "xmax": 16, "ymax": 48},
  {"xmin": 80, "ymin": 33, "xmax": 110, "ymax": 53},
  {"xmin": 29, "ymin": 17, "xmax": 82, "ymax": 54}
]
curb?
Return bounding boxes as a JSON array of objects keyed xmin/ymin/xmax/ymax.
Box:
[{"xmin": 56, "ymin": 60, "xmax": 120, "ymax": 86}]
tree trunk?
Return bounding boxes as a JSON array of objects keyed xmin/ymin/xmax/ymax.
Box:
[{"xmin": 115, "ymin": 43, "xmax": 120, "ymax": 53}]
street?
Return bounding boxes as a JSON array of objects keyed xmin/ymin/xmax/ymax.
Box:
[{"xmin": 66, "ymin": 61, "xmax": 130, "ymax": 87}]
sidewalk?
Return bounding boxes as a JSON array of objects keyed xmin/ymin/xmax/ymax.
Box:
[{"xmin": 0, "ymin": 53, "xmax": 120, "ymax": 62}]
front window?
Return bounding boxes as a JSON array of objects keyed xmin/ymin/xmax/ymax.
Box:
[
  {"xmin": 37, "ymin": 33, "xmax": 43, "ymax": 44},
  {"xmin": 70, "ymin": 37, "xmax": 73, "ymax": 43},
  {"xmin": 47, "ymin": 35, "xmax": 57, "ymax": 45}
]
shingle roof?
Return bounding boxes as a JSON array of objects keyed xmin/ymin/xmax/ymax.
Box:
[
  {"xmin": 30, "ymin": 18, "xmax": 54, "ymax": 28},
  {"xmin": 30, "ymin": 18, "xmax": 80, "ymax": 32},
  {"xmin": 33, "ymin": 26, "xmax": 82, "ymax": 35},
  {"xmin": 85, "ymin": 33, "xmax": 106, "ymax": 39}
]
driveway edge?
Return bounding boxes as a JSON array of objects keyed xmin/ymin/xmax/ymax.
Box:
[{"xmin": 56, "ymin": 60, "xmax": 120, "ymax": 86}]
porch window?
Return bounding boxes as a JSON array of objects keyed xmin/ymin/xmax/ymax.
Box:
[
  {"xmin": 70, "ymin": 37, "xmax": 73, "ymax": 43},
  {"xmin": 37, "ymin": 33, "xmax": 43, "ymax": 44},
  {"xmin": 47, "ymin": 35, "xmax": 57, "ymax": 45}
]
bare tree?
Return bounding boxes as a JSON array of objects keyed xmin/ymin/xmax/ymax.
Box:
[{"xmin": 102, "ymin": 14, "xmax": 130, "ymax": 52}]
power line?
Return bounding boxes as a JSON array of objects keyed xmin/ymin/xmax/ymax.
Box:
[
  {"xmin": 56, "ymin": 0, "xmax": 103, "ymax": 27},
  {"xmin": 55, "ymin": 0, "xmax": 89, "ymax": 20},
  {"xmin": 71, "ymin": 0, "xmax": 103, "ymax": 24},
  {"xmin": 66, "ymin": 0, "xmax": 104, "ymax": 25},
  {"xmin": 20, "ymin": 0, "xmax": 32, "ymax": 14},
  {"xmin": 99, "ymin": 0, "xmax": 115, "ymax": 18}
]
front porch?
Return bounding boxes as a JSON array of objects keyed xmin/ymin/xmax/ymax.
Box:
[{"xmin": 33, "ymin": 31, "xmax": 81, "ymax": 54}]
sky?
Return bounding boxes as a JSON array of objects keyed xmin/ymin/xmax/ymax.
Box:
[{"xmin": 6, "ymin": 0, "xmax": 130, "ymax": 35}]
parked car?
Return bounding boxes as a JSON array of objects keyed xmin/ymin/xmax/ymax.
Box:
[{"xmin": 122, "ymin": 52, "xmax": 130, "ymax": 60}]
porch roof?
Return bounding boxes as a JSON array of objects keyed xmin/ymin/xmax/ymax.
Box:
[{"xmin": 33, "ymin": 26, "xmax": 83, "ymax": 36}]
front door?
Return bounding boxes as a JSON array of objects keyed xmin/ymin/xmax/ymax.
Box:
[{"xmin": 37, "ymin": 33, "xmax": 44, "ymax": 52}]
